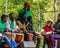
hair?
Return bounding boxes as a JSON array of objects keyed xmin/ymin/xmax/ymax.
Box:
[
  {"xmin": 9, "ymin": 13, "xmax": 14, "ymax": 16},
  {"xmin": 9, "ymin": 13, "xmax": 15, "ymax": 21},
  {"xmin": 47, "ymin": 21, "xmax": 53, "ymax": 26},
  {"xmin": 58, "ymin": 13, "xmax": 60, "ymax": 17},
  {"xmin": 1, "ymin": 14, "xmax": 7, "ymax": 20}
]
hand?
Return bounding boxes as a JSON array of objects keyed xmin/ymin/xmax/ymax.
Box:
[
  {"xmin": 17, "ymin": 29, "xmax": 20, "ymax": 32},
  {"xmin": 52, "ymin": 32, "xmax": 55, "ymax": 34},
  {"xmin": 0, "ymin": 31, "xmax": 2, "ymax": 33},
  {"xmin": 42, "ymin": 32, "xmax": 46, "ymax": 36},
  {"xmin": 53, "ymin": 32, "xmax": 56, "ymax": 34}
]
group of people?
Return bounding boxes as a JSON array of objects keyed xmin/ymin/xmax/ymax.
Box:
[
  {"xmin": 0, "ymin": 13, "xmax": 18, "ymax": 48},
  {"xmin": 1, "ymin": 1, "xmax": 60, "ymax": 48},
  {"xmin": 42, "ymin": 13, "xmax": 60, "ymax": 48},
  {"xmin": 0, "ymin": 2, "xmax": 40, "ymax": 48}
]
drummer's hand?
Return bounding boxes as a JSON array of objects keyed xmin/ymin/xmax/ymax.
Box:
[
  {"xmin": 25, "ymin": 30, "xmax": 28, "ymax": 33},
  {"xmin": 53, "ymin": 32, "xmax": 56, "ymax": 34},
  {"xmin": 14, "ymin": 31, "xmax": 19, "ymax": 33},
  {"xmin": 0, "ymin": 30, "xmax": 2, "ymax": 33},
  {"xmin": 52, "ymin": 32, "xmax": 55, "ymax": 34},
  {"xmin": 17, "ymin": 29, "xmax": 20, "ymax": 33},
  {"xmin": 41, "ymin": 32, "xmax": 46, "ymax": 36},
  {"xmin": 23, "ymin": 28, "xmax": 27, "ymax": 32},
  {"xmin": 42, "ymin": 32, "xmax": 46, "ymax": 35},
  {"xmin": 5, "ymin": 28, "xmax": 9, "ymax": 32}
]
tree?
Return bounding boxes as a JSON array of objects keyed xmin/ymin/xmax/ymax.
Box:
[{"xmin": 0, "ymin": 0, "xmax": 52, "ymax": 30}]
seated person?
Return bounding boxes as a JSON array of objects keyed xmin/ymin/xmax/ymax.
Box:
[
  {"xmin": 17, "ymin": 16, "xmax": 32, "ymax": 40},
  {"xmin": 6, "ymin": 13, "xmax": 19, "ymax": 32},
  {"xmin": 17, "ymin": 15, "xmax": 40, "ymax": 48},
  {"xmin": 50, "ymin": 13, "xmax": 60, "ymax": 47},
  {"xmin": 0, "ymin": 14, "xmax": 17, "ymax": 48},
  {"xmin": 42, "ymin": 19, "xmax": 54, "ymax": 48},
  {"xmin": 25, "ymin": 16, "xmax": 40, "ymax": 48}
]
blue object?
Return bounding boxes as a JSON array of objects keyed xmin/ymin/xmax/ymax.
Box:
[{"xmin": 0, "ymin": 28, "xmax": 17, "ymax": 48}]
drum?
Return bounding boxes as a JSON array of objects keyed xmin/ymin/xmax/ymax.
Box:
[
  {"xmin": 2, "ymin": 32, "xmax": 12, "ymax": 48},
  {"xmin": 27, "ymin": 33, "xmax": 33, "ymax": 41},
  {"xmin": 0, "ymin": 31, "xmax": 2, "ymax": 39},
  {"xmin": 0, "ymin": 33, "xmax": 2, "ymax": 37},
  {"xmin": 45, "ymin": 34, "xmax": 50, "ymax": 41},
  {"xmin": 5, "ymin": 32, "xmax": 12, "ymax": 40},
  {"xmin": 2, "ymin": 42, "xmax": 10, "ymax": 48},
  {"xmin": 15, "ymin": 33, "xmax": 24, "ymax": 43}
]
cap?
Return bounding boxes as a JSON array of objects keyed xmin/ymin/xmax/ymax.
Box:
[{"xmin": 24, "ymin": 2, "xmax": 30, "ymax": 6}]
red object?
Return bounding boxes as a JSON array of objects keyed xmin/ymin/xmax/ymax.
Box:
[
  {"xmin": 24, "ymin": 2, "xmax": 30, "ymax": 6},
  {"xmin": 43, "ymin": 25, "xmax": 54, "ymax": 32}
]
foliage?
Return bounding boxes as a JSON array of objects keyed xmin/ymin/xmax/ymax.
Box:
[{"xmin": 0, "ymin": 0, "xmax": 52, "ymax": 31}]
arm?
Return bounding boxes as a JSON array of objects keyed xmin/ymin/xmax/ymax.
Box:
[
  {"xmin": 0, "ymin": 31, "xmax": 2, "ymax": 33},
  {"xmin": 41, "ymin": 29, "xmax": 46, "ymax": 36},
  {"xmin": 6, "ymin": 20, "xmax": 11, "ymax": 31}
]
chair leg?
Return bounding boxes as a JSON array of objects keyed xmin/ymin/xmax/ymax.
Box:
[
  {"xmin": 17, "ymin": 42, "xmax": 23, "ymax": 48},
  {"xmin": 43, "ymin": 37, "xmax": 46, "ymax": 48},
  {"xmin": 48, "ymin": 42, "xmax": 53, "ymax": 48},
  {"xmin": 36, "ymin": 37, "xmax": 41, "ymax": 48}
]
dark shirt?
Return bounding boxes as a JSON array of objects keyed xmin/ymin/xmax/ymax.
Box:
[
  {"xmin": 54, "ymin": 21, "xmax": 60, "ymax": 34},
  {"xmin": 26, "ymin": 22, "xmax": 33, "ymax": 32}
]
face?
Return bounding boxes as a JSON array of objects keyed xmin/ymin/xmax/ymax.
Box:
[
  {"xmin": 10, "ymin": 14, "xmax": 15, "ymax": 20},
  {"xmin": 47, "ymin": 21, "xmax": 52, "ymax": 27},
  {"xmin": 3, "ymin": 17, "xmax": 7, "ymax": 22},
  {"xmin": 24, "ymin": 5, "xmax": 30, "ymax": 11}
]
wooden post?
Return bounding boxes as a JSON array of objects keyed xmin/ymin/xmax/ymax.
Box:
[
  {"xmin": 54, "ymin": 0, "xmax": 56, "ymax": 22},
  {"xmin": 37, "ymin": 0, "xmax": 40, "ymax": 32},
  {"xmin": 5, "ymin": 0, "xmax": 8, "ymax": 15}
]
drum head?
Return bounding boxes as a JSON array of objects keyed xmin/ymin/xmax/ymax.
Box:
[
  {"xmin": 15, "ymin": 33, "xmax": 24, "ymax": 43},
  {"xmin": 0, "ymin": 33, "xmax": 2, "ymax": 37}
]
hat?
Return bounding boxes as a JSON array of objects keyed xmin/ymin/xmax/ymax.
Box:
[
  {"xmin": 24, "ymin": 2, "xmax": 30, "ymax": 6},
  {"xmin": 47, "ymin": 19, "xmax": 53, "ymax": 23}
]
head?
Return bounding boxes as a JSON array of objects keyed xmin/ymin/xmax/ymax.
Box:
[
  {"xmin": 1, "ymin": 14, "xmax": 7, "ymax": 22},
  {"xmin": 57, "ymin": 13, "xmax": 60, "ymax": 21},
  {"xmin": 24, "ymin": 2, "xmax": 30, "ymax": 11},
  {"xmin": 47, "ymin": 19, "xmax": 53, "ymax": 27},
  {"xmin": 9, "ymin": 13, "xmax": 15, "ymax": 21}
]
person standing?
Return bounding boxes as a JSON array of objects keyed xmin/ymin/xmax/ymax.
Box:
[
  {"xmin": 17, "ymin": 2, "xmax": 31, "ymax": 25},
  {"xmin": 6, "ymin": 13, "xmax": 19, "ymax": 32}
]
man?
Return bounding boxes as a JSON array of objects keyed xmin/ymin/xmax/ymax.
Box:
[
  {"xmin": 6, "ymin": 13, "xmax": 19, "ymax": 32},
  {"xmin": 17, "ymin": 2, "xmax": 31, "ymax": 25},
  {"xmin": 50, "ymin": 13, "xmax": 60, "ymax": 47},
  {"xmin": 42, "ymin": 19, "xmax": 54, "ymax": 48},
  {"xmin": 0, "ymin": 14, "xmax": 17, "ymax": 48}
]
